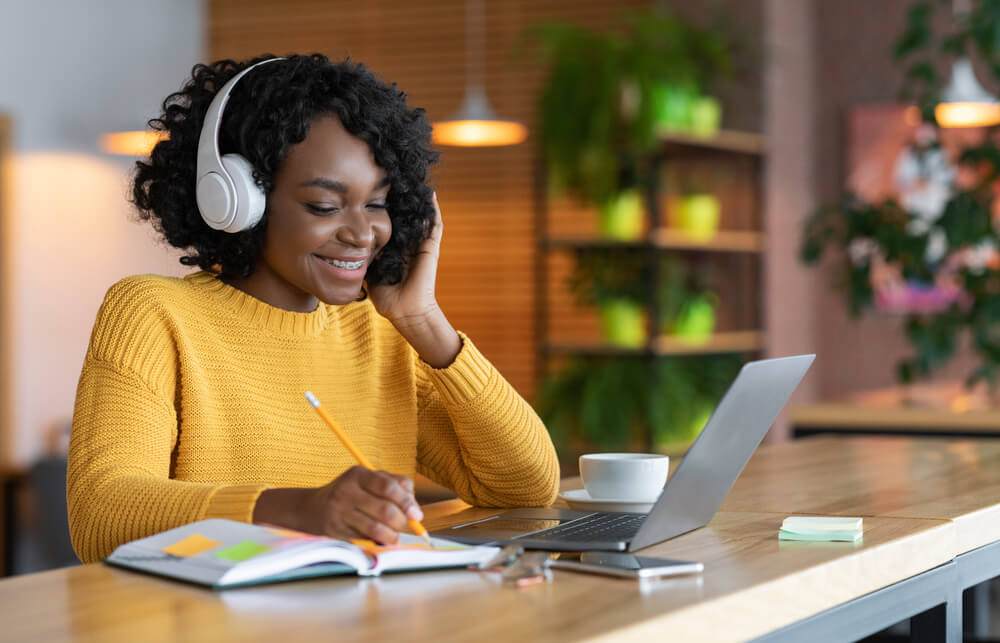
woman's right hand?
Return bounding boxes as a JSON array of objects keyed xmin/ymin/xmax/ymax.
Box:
[{"xmin": 252, "ymin": 466, "xmax": 424, "ymax": 544}]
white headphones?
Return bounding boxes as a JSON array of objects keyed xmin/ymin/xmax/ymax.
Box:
[{"xmin": 195, "ymin": 58, "xmax": 284, "ymax": 233}]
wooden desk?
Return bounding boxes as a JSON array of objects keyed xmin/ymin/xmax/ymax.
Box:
[
  {"xmin": 792, "ymin": 403, "xmax": 1000, "ymax": 438},
  {"xmin": 0, "ymin": 436, "xmax": 992, "ymax": 642},
  {"xmin": 0, "ymin": 511, "xmax": 953, "ymax": 642},
  {"xmin": 723, "ymin": 435, "xmax": 1000, "ymax": 554},
  {"xmin": 791, "ymin": 383, "xmax": 1000, "ymax": 438}
]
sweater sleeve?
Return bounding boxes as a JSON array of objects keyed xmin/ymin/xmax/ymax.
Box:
[
  {"xmin": 414, "ymin": 332, "xmax": 560, "ymax": 507},
  {"xmin": 67, "ymin": 280, "xmax": 269, "ymax": 563}
]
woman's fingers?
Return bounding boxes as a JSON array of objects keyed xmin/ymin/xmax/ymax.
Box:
[
  {"xmin": 344, "ymin": 508, "xmax": 400, "ymax": 545},
  {"xmin": 360, "ymin": 470, "xmax": 423, "ymax": 522},
  {"xmin": 428, "ymin": 191, "xmax": 443, "ymax": 244},
  {"xmin": 319, "ymin": 467, "xmax": 423, "ymax": 543}
]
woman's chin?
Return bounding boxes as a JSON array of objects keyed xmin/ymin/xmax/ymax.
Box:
[{"xmin": 316, "ymin": 285, "xmax": 365, "ymax": 306}]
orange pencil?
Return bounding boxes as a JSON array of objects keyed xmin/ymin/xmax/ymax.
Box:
[{"xmin": 304, "ymin": 391, "xmax": 432, "ymax": 545}]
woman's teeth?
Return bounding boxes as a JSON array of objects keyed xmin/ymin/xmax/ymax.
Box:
[{"xmin": 324, "ymin": 257, "xmax": 365, "ymax": 270}]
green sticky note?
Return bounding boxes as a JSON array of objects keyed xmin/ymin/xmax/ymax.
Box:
[
  {"xmin": 214, "ymin": 541, "xmax": 272, "ymax": 562},
  {"xmin": 778, "ymin": 529, "xmax": 862, "ymax": 542}
]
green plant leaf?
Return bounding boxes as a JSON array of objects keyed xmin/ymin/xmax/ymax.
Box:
[
  {"xmin": 523, "ymin": 8, "xmax": 733, "ymax": 208},
  {"xmin": 892, "ymin": 3, "xmax": 933, "ymax": 60}
]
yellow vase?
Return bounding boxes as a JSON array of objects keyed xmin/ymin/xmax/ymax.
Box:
[
  {"xmin": 598, "ymin": 190, "xmax": 644, "ymax": 240},
  {"xmin": 599, "ymin": 299, "xmax": 647, "ymax": 348},
  {"xmin": 680, "ymin": 194, "xmax": 720, "ymax": 241}
]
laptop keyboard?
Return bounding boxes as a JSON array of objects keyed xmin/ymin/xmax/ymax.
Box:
[{"xmin": 520, "ymin": 512, "xmax": 646, "ymax": 543}]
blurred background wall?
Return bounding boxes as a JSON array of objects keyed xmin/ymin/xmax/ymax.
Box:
[
  {"xmin": 0, "ymin": 0, "xmax": 202, "ymax": 573},
  {"xmin": 0, "ymin": 0, "xmax": 203, "ymax": 469},
  {"xmin": 811, "ymin": 0, "xmax": 984, "ymax": 398}
]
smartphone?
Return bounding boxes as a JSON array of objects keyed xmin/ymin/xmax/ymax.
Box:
[{"xmin": 549, "ymin": 552, "xmax": 703, "ymax": 579}]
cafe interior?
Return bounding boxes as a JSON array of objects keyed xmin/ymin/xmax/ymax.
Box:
[{"xmin": 5, "ymin": 0, "xmax": 1000, "ymax": 640}]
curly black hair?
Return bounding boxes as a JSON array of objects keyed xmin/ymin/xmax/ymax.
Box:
[{"xmin": 132, "ymin": 53, "xmax": 439, "ymax": 286}]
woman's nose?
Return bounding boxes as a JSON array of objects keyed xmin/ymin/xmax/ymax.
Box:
[{"xmin": 335, "ymin": 207, "xmax": 376, "ymax": 247}]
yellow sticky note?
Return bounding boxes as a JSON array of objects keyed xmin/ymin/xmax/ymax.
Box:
[{"xmin": 163, "ymin": 533, "xmax": 222, "ymax": 557}]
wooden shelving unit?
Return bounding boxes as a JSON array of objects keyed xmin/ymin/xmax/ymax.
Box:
[
  {"xmin": 656, "ymin": 128, "xmax": 766, "ymax": 155},
  {"xmin": 652, "ymin": 330, "xmax": 763, "ymax": 355},
  {"xmin": 545, "ymin": 229, "xmax": 764, "ymax": 253},
  {"xmin": 545, "ymin": 331, "xmax": 764, "ymax": 357},
  {"xmin": 652, "ymin": 228, "xmax": 763, "ymax": 253},
  {"xmin": 535, "ymin": 127, "xmax": 767, "ymax": 452}
]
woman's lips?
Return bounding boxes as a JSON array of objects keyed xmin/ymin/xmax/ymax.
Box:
[{"xmin": 313, "ymin": 254, "xmax": 368, "ymax": 279}]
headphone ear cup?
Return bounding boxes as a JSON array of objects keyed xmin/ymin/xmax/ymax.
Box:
[{"xmin": 220, "ymin": 154, "xmax": 267, "ymax": 232}]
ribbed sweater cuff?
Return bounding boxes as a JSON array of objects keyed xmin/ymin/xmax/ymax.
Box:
[
  {"xmin": 426, "ymin": 331, "xmax": 493, "ymax": 406},
  {"xmin": 203, "ymin": 484, "xmax": 270, "ymax": 523}
]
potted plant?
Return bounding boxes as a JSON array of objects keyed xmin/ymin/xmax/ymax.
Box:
[
  {"xmin": 650, "ymin": 355, "xmax": 741, "ymax": 451},
  {"xmin": 802, "ymin": 1, "xmax": 1000, "ymax": 394},
  {"xmin": 658, "ymin": 257, "xmax": 718, "ymax": 345},
  {"xmin": 526, "ymin": 9, "xmax": 732, "ymax": 239},
  {"xmin": 567, "ymin": 248, "xmax": 650, "ymax": 347}
]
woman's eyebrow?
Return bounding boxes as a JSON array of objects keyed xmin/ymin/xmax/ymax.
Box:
[{"xmin": 298, "ymin": 177, "xmax": 391, "ymax": 193}]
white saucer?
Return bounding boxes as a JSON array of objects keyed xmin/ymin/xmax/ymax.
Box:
[{"xmin": 558, "ymin": 489, "xmax": 658, "ymax": 513}]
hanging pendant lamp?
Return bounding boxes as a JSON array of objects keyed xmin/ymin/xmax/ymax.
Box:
[
  {"xmin": 935, "ymin": 57, "xmax": 1000, "ymax": 127},
  {"xmin": 100, "ymin": 130, "xmax": 167, "ymax": 156},
  {"xmin": 936, "ymin": 0, "xmax": 1000, "ymax": 128},
  {"xmin": 100, "ymin": 112, "xmax": 167, "ymax": 155},
  {"xmin": 432, "ymin": 0, "xmax": 527, "ymax": 146}
]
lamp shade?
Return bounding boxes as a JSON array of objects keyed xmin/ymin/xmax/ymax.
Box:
[
  {"xmin": 432, "ymin": 85, "xmax": 527, "ymax": 147},
  {"xmin": 935, "ymin": 57, "xmax": 1000, "ymax": 127}
]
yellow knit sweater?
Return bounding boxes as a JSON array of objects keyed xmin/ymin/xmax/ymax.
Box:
[{"xmin": 68, "ymin": 272, "xmax": 559, "ymax": 563}]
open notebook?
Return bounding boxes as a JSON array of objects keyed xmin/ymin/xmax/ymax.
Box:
[{"xmin": 104, "ymin": 518, "xmax": 499, "ymax": 589}]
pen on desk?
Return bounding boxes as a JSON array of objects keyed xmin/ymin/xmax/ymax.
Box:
[{"xmin": 304, "ymin": 391, "xmax": 433, "ymax": 545}]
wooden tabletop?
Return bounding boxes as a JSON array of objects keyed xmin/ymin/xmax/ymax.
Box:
[
  {"xmin": 1, "ymin": 435, "xmax": 993, "ymax": 642},
  {"xmin": 723, "ymin": 435, "xmax": 1000, "ymax": 553},
  {"xmin": 0, "ymin": 510, "xmax": 953, "ymax": 643},
  {"xmin": 791, "ymin": 403, "xmax": 1000, "ymax": 432}
]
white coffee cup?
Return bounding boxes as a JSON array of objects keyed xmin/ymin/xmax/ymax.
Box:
[{"xmin": 579, "ymin": 453, "xmax": 669, "ymax": 500}]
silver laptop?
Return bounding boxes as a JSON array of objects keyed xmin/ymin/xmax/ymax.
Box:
[{"xmin": 432, "ymin": 354, "xmax": 814, "ymax": 552}]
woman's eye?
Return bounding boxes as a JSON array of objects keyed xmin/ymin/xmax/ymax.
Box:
[
  {"xmin": 306, "ymin": 204, "xmax": 339, "ymax": 216},
  {"xmin": 367, "ymin": 203, "xmax": 387, "ymax": 210}
]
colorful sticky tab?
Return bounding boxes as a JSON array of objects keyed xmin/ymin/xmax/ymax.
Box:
[
  {"xmin": 267, "ymin": 527, "xmax": 321, "ymax": 540},
  {"xmin": 267, "ymin": 528, "xmax": 306, "ymax": 538},
  {"xmin": 214, "ymin": 541, "xmax": 272, "ymax": 562},
  {"xmin": 348, "ymin": 538, "xmax": 464, "ymax": 556},
  {"xmin": 162, "ymin": 533, "xmax": 222, "ymax": 558}
]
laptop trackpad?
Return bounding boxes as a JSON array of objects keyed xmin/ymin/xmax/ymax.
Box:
[{"xmin": 433, "ymin": 507, "xmax": 593, "ymax": 542}]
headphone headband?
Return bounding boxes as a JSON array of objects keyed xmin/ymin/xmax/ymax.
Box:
[{"xmin": 195, "ymin": 57, "xmax": 285, "ymax": 232}]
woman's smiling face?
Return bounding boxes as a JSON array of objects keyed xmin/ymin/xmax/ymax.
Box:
[{"xmin": 232, "ymin": 114, "xmax": 393, "ymax": 311}]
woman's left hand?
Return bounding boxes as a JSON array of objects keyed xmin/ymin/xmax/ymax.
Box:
[
  {"xmin": 369, "ymin": 191, "xmax": 443, "ymax": 325},
  {"xmin": 369, "ymin": 192, "xmax": 460, "ymax": 368}
]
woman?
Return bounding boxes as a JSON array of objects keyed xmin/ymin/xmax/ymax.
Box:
[{"xmin": 67, "ymin": 54, "xmax": 559, "ymax": 564}]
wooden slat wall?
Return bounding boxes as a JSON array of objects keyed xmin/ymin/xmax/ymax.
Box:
[{"xmin": 210, "ymin": 0, "xmax": 650, "ymax": 398}]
